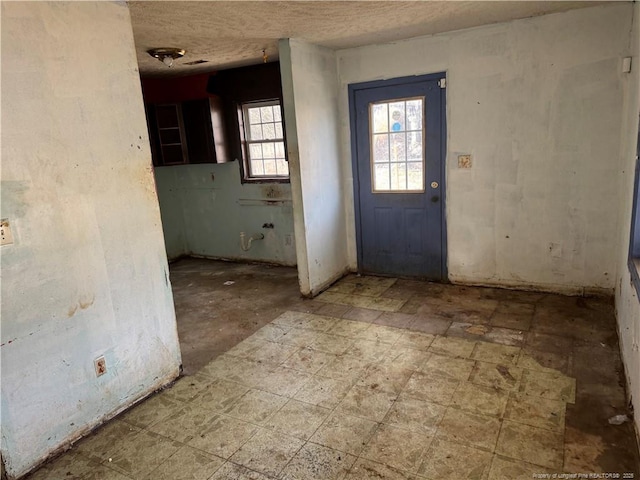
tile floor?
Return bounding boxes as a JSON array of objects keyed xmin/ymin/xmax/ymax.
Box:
[{"xmin": 25, "ymin": 261, "xmax": 639, "ymax": 479}]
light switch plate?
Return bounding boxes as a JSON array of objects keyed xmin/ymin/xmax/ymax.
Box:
[
  {"xmin": 458, "ymin": 154, "xmax": 472, "ymax": 169},
  {"xmin": 1, "ymin": 219, "xmax": 13, "ymax": 245}
]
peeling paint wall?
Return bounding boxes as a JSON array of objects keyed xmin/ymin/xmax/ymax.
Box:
[
  {"xmin": 280, "ymin": 39, "xmax": 349, "ymax": 296},
  {"xmin": 337, "ymin": 4, "xmax": 631, "ymax": 294},
  {"xmin": 0, "ymin": 3, "xmax": 182, "ymax": 478},
  {"xmin": 154, "ymin": 163, "xmax": 297, "ymax": 266},
  {"xmin": 615, "ymin": 0, "xmax": 640, "ymax": 445}
]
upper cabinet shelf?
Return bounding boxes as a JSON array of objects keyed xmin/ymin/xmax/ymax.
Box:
[{"xmin": 145, "ymin": 97, "xmax": 228, "ymax": 167}]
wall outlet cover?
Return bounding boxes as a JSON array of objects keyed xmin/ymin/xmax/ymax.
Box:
[
  {"xmin": 94, "ymin": 356, "xmax": 107, "ymax": 377},
  {"xmin": 1, "ymin": 219, "xmax": 14, "ymax": 246},
  {"xmin": 458, "ymin": 155, "xmax": 472, "ymax": 169}
]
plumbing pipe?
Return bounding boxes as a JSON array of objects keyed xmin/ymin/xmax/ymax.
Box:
[{"xmin": 240, "ymin": 231, "xmax": 265, "ymax": 251}]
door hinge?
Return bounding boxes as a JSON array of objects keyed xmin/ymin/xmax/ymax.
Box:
[{"xmin": 438, "ymin": 78, "xmax": 446, "ymax": 89}]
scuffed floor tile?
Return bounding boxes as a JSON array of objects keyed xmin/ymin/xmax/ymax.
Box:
[
  {"xmin": 105, "ymin": 430, "xmax": 183, "ymax": 478},
  {"xmin": 361, "ymin": 424, "xmax": 433, "ymax": 474},
  {"xmin": 471, "ymin": 342, "xmax": 521, "ymax": 365},
  {"xmin": 345, "ymin": 458, "xmax": 414, "ymax": 480},
  {"xmin": 294, "ymin": 376, "xmax": 355, "ymax": 409},
  {"xmin": 402, "ymin": 371, "xmax": 459, "ymax": 406},
  {"xmin": 495, "ymin": 420, "xmax": 564, "ymax": 469},
  {"xmin": 209, "ymin": 462, "xmax": 273, "ymax": 480},
  {"xmin": 436, "ymin": 408, "xmax": 501, "ymax": 451},
  {"xmin": 417, "ymin": 438, "xmax": 492, "ymax": 480},
  {"xmin": 310, "ymin": 412, "xmax": 378, "ymax": 456},
  {"xmin": 469, "ymin": 361, "xmax": 523, "ymax": 392},
  {"xmin": 119, "ymin": 392, "xmax": 183, "ymax": 429},
  {"xmin": 451, "ymin": 382, "xmax": 509, "ymax": 418},
  {"xmin": 429, "ymin": 335, "xmax": 477, "ymax": 358},
  {"xmin": 280, "ymin": 443, "xmax": 356, "ymax": 480},
  {"xmin": 337, "ymin": 385, "xmax": 397, "ymax": 421},
  {"xmin": 420, "ymin": 353, "xmax": 475, "ymax": 381},
  {"xmin": 395, "ymin": 331, "xmax": 436, "ymax": 350},
  {"xmin": 383, "ymin": 396, "xmax": 446, "ymax": 436},
  {"xmin": 504, "ymin": 393, "xmax": 565, "ymax": 432},
  {"xmin": 142, "ymin": 445, "xmax": 224, "ymax": 480},
  {"xmin": 377, "ymin": 346, "xmax": 431, "ymax": 371},
  {"xmin": 264, "ymin": 399, "xmax": 330, "ymax": 440},
  {"xmin": 519, "ymin": 368, "xmax": 576, "ymax": 403},
  {"xmin": 357, "ymin": 363, "xmax": 414, "ymax": 394},
  {"xmin": 282, "ymin": 347, "xmax": 337, "ymax": 374},
  {"xmin": 487, "ymin": 455, "xmax": 554, "ymax": 480},
  {"xmin": 229, "ymin": 429, "xmax": 304, "ymax": 477},
  {"xmin": 187, "ymin": 415, "xmax": 258, "ymax": 459},
  {"xmin": 224, "ymin": 389, "xmax": 288, "ymax": 424}
]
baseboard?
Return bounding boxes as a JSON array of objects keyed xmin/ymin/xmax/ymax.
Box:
[
  {"xmin": 187, "ymin": 253, "xmax": 297, "ymax": 268},
  {"xmin": 449, "ymin": 276, "xmax": 614, "ymax": 298}
]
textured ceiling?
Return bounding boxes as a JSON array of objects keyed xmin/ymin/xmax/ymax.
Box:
[{"xmin": 129, "ymin": 1, "xmax": 614, "ymax": 77}]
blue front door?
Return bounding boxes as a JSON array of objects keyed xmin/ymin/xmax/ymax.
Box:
[{"xmin": 349, "ymin": 73, "xmax": 447, "ymax": 280}]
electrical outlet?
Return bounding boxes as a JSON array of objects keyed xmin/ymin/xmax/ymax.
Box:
[
  {"xmin": 1, "ymin": 219, "xmax": 14, "ymax": 245},
  {"xmin": 94, "ymin": 356, "xmax": 106, "ymax": 377},
  {"xmin": 284, "ymin": 234, "xmax": 292, "ymax": 246}
]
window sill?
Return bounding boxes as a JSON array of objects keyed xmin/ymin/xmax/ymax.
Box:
[{"xmin": 241, "ymin": 177, "xmax": 290, "ymax": 185}]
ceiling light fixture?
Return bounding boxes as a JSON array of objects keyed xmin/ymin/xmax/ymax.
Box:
[{"xmin": 147, "ymin": 47, "xmax": 185, "ymax": 68}]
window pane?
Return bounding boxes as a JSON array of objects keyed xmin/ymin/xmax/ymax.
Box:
[
  {"xmin": 407, "ymin": 162, "xmax": 423, "ymax": 190},
  {"xmin": 250, "ymin": 124, "xmax": 263, "ymax": 140},
  {"xmin": 389, "ymin": 133, "xmax": 406, "ymax": 162},
  {"xmin": 407, "ymin": 132, "xmax": 422, "ymax": 161},
  {"xmin": 374, "ymin": 164, "xmax": 390, "ymax": 190},
  {"xmin": 390, "ymin": 162, "xmax": 407, "ymax": 190},
  {"xmin": 262, "ymin": 142, "xmax": 275, "ymax": 159},
  {"xmin": 242, "ymin": 100, "xmax": 289, "ymax": 180},
  {"xmin": 261, "ymin": 106, "xmax": 274, "ymax": 123},
  {"xmin": 372, "ymin": 103, "xmax": 388, "ymax": 133},
  {"xmin": 251, "ymin": 160, "xmax": 264, "ymax": 176},
  {"xmin": 263, "ymin": 160, "xmax": 277, "ymax": 175},
  {"xmin": 248, "ymin": 108, "xmax": 261, "ymax": 124},
  {"xmin": 373, "ymin": 134, "xmax": 389, "ymax": 163},
  {"xmin": 370, "ymin": 97, "xmax": 424, "ymax": 192},
  {"xmin": 263, "ymin": 123, "xmax": 276, "ymax": 140},
  {"xmin": 249, "ymin": 143, "xmax": 263, "ymax": 160},
  {"xmin": 388, "ymin": 102, "xmax": 405, "ymax": 132},
  {"xmin": 406, "ymin": 100, "xmax": 423, "ymax": 131},
  {"xmin": 276, "ymin": 159, "xmax": 289, "ymax": 175}
]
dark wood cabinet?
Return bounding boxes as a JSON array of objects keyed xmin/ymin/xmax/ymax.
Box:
[{"xmin": 146, "ymin": 98, "xmax": 228, "ymax": 167}]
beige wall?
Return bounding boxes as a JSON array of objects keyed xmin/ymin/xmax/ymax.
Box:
[
  {"xmin": 280, "ymin": 39, "xmax": 349, "ymax": 295},
  {"xmin": 1, "ymin": 3, "xmax": 181, "ymax": 477},
  {"xmin": 337, "ymin": 4, "xmax": 631, "ymax": 294}
]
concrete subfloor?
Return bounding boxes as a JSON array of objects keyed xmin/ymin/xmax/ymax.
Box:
[{"xmin": 25, "ymin": 258, "xmax": 639, "ymax": 479}]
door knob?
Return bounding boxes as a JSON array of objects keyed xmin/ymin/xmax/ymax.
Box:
[{"xmin": 431, "ymin": 181, "xmax": 439, "ymax": 189}]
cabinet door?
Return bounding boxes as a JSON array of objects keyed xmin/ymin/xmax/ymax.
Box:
[
  {"xmin": 155, "ymin": 104, "xmax": 189, "ymax": 165},
  {"xmin": 182, "ymin": 99, "xmax": 216, "ymax": 164},
  {"xmin": 144, "ymin": 104, "xmax": 162, "ymax": 167}
]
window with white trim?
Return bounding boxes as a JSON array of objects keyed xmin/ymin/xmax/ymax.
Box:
[{"xmin": 241, "ymin": 100, "xmax": 289, "ymax": 181}]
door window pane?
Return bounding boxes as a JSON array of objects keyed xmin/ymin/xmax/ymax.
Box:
[
  {"xmin": 374, "ymin": 164, "xmax": 390, "ymax": 190},
  {"xmin": 373, "ymin": 134, "xmax": 389, "ymax": 163},
  {"xmin": 369, "ymin": 97, "xmax": 425, "ymax": 192}
]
